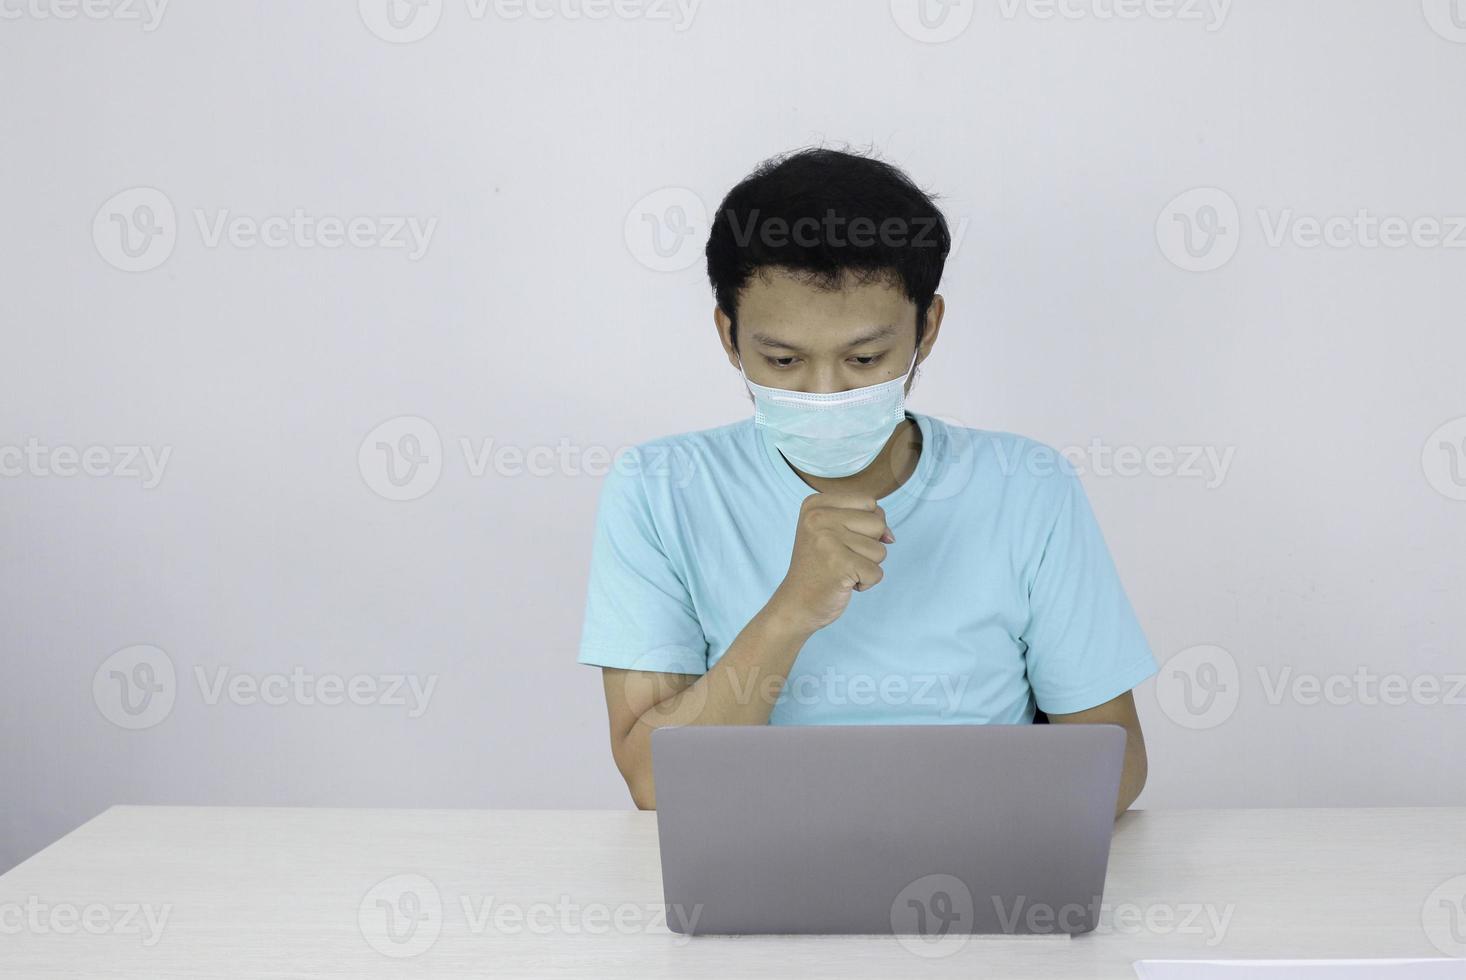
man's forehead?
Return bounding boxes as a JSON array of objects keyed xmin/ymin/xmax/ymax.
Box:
[
  {"xmin": 740, "ymin": 269, "xmax": 910, "ymax": 317},
  {"xmin": 734, "ymin": 267, "xmax": 915, "ymax": 348},
  {"xmin": 746, "ymin": 264, "xmax": 903, "ymax": 295}
]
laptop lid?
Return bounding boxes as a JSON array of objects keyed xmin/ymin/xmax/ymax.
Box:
[{"xmin": 651, "ymin": 723, "xmax": 1127, "ymax": 936}]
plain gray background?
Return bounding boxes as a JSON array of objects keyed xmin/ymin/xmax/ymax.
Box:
[{"xmin": 3, "ymin": 0, "xmax": 1464, "ymax": 875}]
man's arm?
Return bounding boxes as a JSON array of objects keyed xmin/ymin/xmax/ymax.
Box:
[
  {"xmin": 1047, "ymin": 690, "xmax": 1149, "ymax": 819},
  {"xmin": 597, "ymin": 492, "xmax": 894, "ymax": 810},
  {"xmin": 601, "ymin": 601, "xmax": 814, "ymax": 810}
]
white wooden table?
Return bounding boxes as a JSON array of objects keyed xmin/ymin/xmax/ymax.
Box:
[{"xmin": 0, "ymin": 805, "xmax": 1462, "ymax": 978}]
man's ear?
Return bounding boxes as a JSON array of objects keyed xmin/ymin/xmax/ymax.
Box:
[
  {"xmin": 714, "ymin": 306, "xmax": 740, "ymax": 370},
  {"xmin": 917, "ymin": 294, "xmax": 945, "ymax": 366}
]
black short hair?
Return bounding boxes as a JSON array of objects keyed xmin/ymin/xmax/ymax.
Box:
[{"xmin": 705, "ymin": 146, "xmax": 951, "ymax": 350}]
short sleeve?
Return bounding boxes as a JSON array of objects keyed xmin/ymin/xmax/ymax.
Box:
[
  {"xmin": 1020, "ymin": 470, "xmax": 1158, "ymax": 715},
  {"xmin": 576, "ymin": 456, "xmax": 708, "ymax": 675}
]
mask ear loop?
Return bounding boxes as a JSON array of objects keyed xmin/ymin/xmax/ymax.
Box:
[
  {"xmin": 735, "ymin": 350, "xmax": 762, "ymax": 412},
  {"xmin": 895, "ymin": 346, "xmax": 923, "ymax": 427},
  {"xmin": 901, "ymin": 345, "xmax": 922, "ymax": 393}
]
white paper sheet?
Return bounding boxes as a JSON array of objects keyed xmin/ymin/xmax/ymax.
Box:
[{"xmin": 1134, "ymin": 959, "xmax": 1466, "ymax": 979}]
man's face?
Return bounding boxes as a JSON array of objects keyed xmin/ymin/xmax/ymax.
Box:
[{"xmin": 717, "ymin": 267, "xmax": 942, "ymax": 395}]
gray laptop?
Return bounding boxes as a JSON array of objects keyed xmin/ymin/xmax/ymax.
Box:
[{"xmin": 650, "ymin": 723, "xmax": 1126, "ymax": 936}]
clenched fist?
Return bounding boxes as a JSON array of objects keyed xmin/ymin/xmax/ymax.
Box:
[{"xmin": 768, "ymin": 492, "xmax": 894, "ymax": 636}]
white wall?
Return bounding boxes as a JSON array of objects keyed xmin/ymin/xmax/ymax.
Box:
[{"xmin": 3, "ymin": 0, "xmax": 1465, "ymax": 873}]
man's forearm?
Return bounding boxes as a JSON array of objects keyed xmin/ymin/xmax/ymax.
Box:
[
  {"xmin": 618, "ymin": 599, "xmax": 814, "ymax": 808},
  {"xmin": 1114, "ymin": 728, "xmax": 1148, "ymax": 818}
]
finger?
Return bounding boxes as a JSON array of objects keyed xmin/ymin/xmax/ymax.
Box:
[
  {"xmin": 825, "ymin": 508, "xmax": 891, "ymax": 541},
  {"xmin": 839, "ymin": 530, "xmax": 888, "ymax": 565},
  {"xmin": 846, "ymin": 556, "xmax": 885, "ymax": 592},
  {"xmin": 805, "ymin": 492, "xmax": 878, "ymax": 512}
]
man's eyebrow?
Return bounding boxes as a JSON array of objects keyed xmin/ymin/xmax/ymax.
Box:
[{"xmin": 749, "ymin": 324, "xmax": 899, "ymax": 352}]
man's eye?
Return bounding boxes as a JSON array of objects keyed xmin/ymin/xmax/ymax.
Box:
[
  {"xmin": 766, "ymin": 356, "xmax": 798, "ymax": 368},
  {"xmin": 850, "ymin": 354, "xmax": 885, "ymax": 366}
]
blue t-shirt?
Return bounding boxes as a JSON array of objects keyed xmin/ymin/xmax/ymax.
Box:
[{"xmin": 576, "ymin": 411, "xmax": 1157, "ymax": 724}]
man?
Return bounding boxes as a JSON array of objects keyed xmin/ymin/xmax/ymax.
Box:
[{"xmin": 578, "ymin": 147, "xmax": 1156, "ymax": 816}]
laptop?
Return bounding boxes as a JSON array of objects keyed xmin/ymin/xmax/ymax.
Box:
[{"xmin": 650, "ymin": 723, "xmax": 1127, "ymax": 936}]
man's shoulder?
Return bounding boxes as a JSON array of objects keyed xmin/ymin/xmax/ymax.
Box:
[
  {"xmin": 617, "ymin": 417, "xmax": 754, "ymax": 463},
  {"xmin": 605, "ymin": 418, "xmax": 757, "ymax": 491}
]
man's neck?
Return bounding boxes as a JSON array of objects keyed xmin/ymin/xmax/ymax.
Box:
[{"xmin": 791, "ymin": 414, "xmax": 923, "ymax": 500}]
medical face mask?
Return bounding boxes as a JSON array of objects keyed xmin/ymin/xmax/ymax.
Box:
[{"xmin": 738, "ymin": 349, "xmax": 919, "ymax": 479}]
